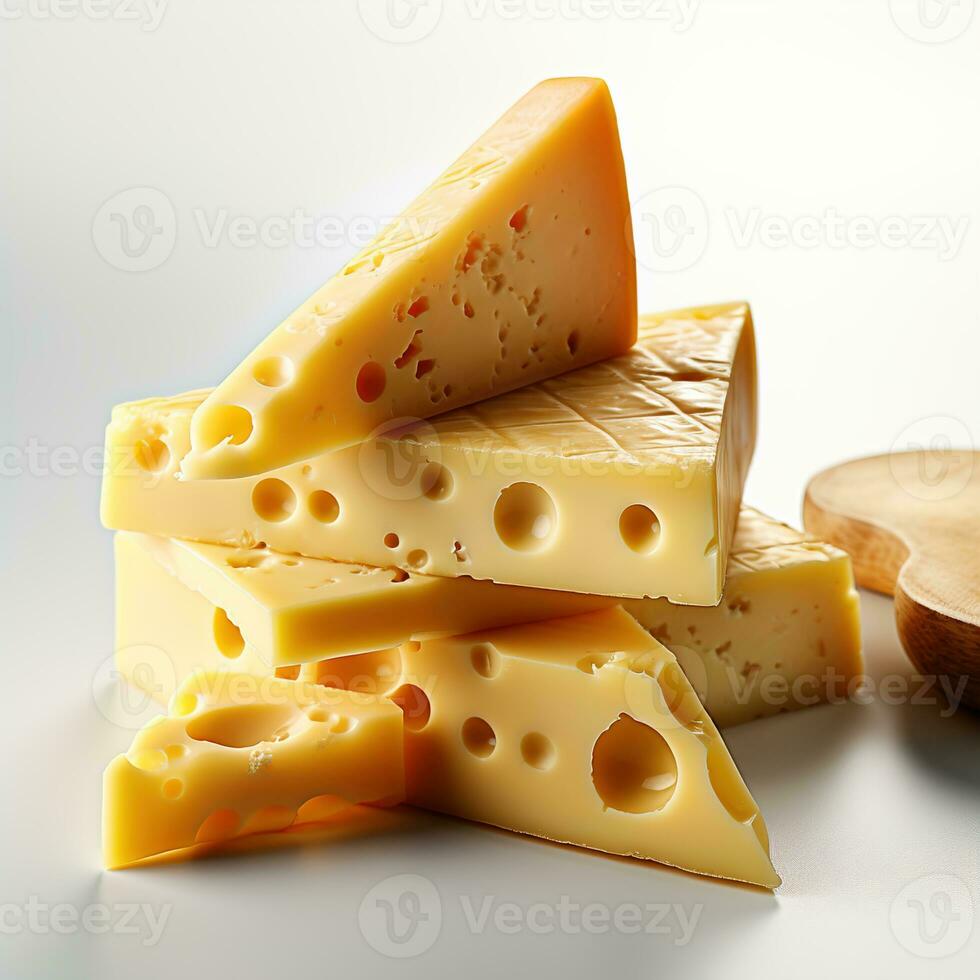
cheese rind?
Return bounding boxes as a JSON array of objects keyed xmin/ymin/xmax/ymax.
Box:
[
  {"xmin": 395, "ymin": 608, "xmax": 779, "ymax": 887},
  {"xmin": 116, "ymin": 532, "xmax": 610, "ymax": 668},
  {"xmin": 102, "ymin": 303, "xmax": 756, "ymax": 604},
  {"xmin": 181, "ymin": 78, "xmax": 636, "ymax": 479},
  {"xmin": 102, "ymin": 670, "xmax": 404, "ymax": 869}
]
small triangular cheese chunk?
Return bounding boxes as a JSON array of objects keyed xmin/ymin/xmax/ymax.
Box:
[
  {"xmin": 395, "ymin": 607, "xmax": 780, "ymax": 888},
  {"xmin": 181, "ymin": 77, "xmax": 636, "ymax": 479},
  {"xmin": 102, "ymin": 671, "xmax": 404, "ymax": 868}
]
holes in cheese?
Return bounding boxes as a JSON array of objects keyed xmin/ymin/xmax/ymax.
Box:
[
  {"xmin": 420, "ymin": 462, "xmax": 454, "ymax": 501},
  {"xmin": 591, "ymin": 714, "xmax": 678, "ymax": 814},
  {"xmin": 179, "ymin": 79, "xmax": 636, "ymax": 480},
  {"xmin": 520, "ymin": 732, "xmax": 556, "ymax": 771},
  {"xmin": 406, "ymin": 548, "xmax": 429, "ymax": 570},
  {"xmin": 185, "ymin": 702, "xmax": 300, "ymax": 748},
  {"xmin": 252, "ymin": 355, "xmax": 294, "ymax": 388},
  {"xmin": 470, "ymin": 643, "xmax": 501, "ymax": 679},
  {"xmin": 194, "ymin": 404, "xmax": 253, "ymax": 452},
  {"xmin": 493, "ymin": 482, "xmax": 557, "ymax": 552},
  {"xmin": 252, "ymin": 478, "xmax": 296, "ymax": 523},
  {"xmin": 355, "ymin": 362, "xmax": 386, "ymax": 403},
  {"xmin": 619, "ymin": 504, "xmax": 661, "ymax": 554},
  {"xmin": 706, "ymin": 738, "xmax": 759, "ymax": 824},
  {"xmin": 133, "ymin": 437, "xmax": 170, "ymax": 473},
  {"xmin": 102, "ymin": 670, "xmax": 404, "ymax": 868},
  {"xmin": 308, "ymin": 489, "xmax": 340, "ymax": 524},
  {"xmin": 392, "ymin": 608, "xmax": 780, "ymax": 887},
  {"xmin": 390, "ymin": 684, "xmax": 431, "ymax": 732},
  {"xmin": 103, "ymin": 304, "xmax": 755, "ymax": 605},
  {"xmin": 161, "ymin": 778, "xmax": 184, "ymax": 800},
  {"xmin": 461, "ymin": 717, "xmax": 497, "ymax": 758},
  {"xmin": 212, "ymin": 607, "xmax": 245, "ymax": 659},
  {"xmin": 194, "ymin": 809, "xmax": 241, "ymax": 844}
]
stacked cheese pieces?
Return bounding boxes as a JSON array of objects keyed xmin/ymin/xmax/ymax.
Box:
[{"xmin": 100, "ymin": 79, "xmax": 862, "ymax": 886}]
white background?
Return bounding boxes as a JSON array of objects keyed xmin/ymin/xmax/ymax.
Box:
[{"xmin": 1, "ymin": 1, "xmax": 978, "ymax": 978}]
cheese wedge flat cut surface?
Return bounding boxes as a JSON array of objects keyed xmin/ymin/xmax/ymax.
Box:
[
  {"xmin": 395, "ymin": 608, "xmax": 779, "ymax": 887},
  {"xmin": 102, "ymin": 670, "xmax": 404, "ymax": 869},
  {"xmin": 180, "ymin": 77, "xmax": 636, "ymax": 479},
  {"xmin": 102, "ymin": 303, "xmax": 756, "ymax": 604},
  {"xmin": 113, "ymin": 507, "xmax": 862, "ymax": 730},
  {"xmin": 624, "ymin": 507, "xmax": 863, "ymax": 727},
  {"xmin": 115, "ymin": 531, "xmax": 611, "ymax": 668}
]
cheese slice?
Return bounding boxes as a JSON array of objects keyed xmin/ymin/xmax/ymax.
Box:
[
  {"xmin": 180, "ymin": 77, "xmax": 636, "ymax": 479},
  {"xmin": 115, "ymin": 507, "xmax": 861, "ymax": 726},
  {"xmin": 102, "ymin": 303, "xmax": 756, "ymax": 604},
  {"xmin": 115, "ymin": 531, "xmax": 609, "ymax": 668},
  {"xmin": 102, "ymin": 670, "xmax": 404, "ymax": 869},
  {"xmin": 624, "ymin": 507, "xmax": 863, "ymax": 727},
  {"xmin": 394, "ymin": 608, "xmax": 779, "ymax": 887}
]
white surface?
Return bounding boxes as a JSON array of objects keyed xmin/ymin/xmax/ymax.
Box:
[{"xmin": 2, "ymin": 3, "xmax": 978, "ymax": 978}]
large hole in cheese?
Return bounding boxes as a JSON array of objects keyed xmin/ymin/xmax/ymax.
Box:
[
  {"xmin": 591, "ymin": 714, "xmax": 678, "ymax": 814},
  {"xmin": 252, "ymin": 478, "xmax": 297, "ymax": 523},
  {"xmin": 194, "ymin": 404, "xmax": 254, "ymax": 452},
  {"xmin": 619, "ymin": 504, "xmax": 662, "ymax": 554},
  {"xmin": 212, "ymin": 607, "xmax": 245, "ymax": 659},
  {"xmin": 186, "ymin": 703, "xmax": 300, "ymax": 749},
  {"xmin": 493, "ymin": 482, "xmax": 557, "ymax": 552}
]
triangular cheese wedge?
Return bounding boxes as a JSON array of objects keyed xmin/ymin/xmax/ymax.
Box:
[
  {"xmin": 394, "ymin": 607, "xmax": 780, "ymax": 887},
  {"xmin": 116, "ymin": 530, "xmax": 610, "ymax": 669},
  {"xmin": 103, "ymin": 304, "xmax": 754, "ymax": 605},
  {"xmin": 102, "ymin": 670, "xmax": 404, "ymax": 868},
  {"xmin": 181, "ymin": 77, "xmax": 636, "ymax": 479}
]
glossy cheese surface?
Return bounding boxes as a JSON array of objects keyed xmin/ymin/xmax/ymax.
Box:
[
  {"xmin": 102, "ymin": 303, "xmax": 757, "ymax": 604},
  {"xmin": 181, "ymin": 77, "xmax": 636, "ymax": 479},
  {"xmin": 624, "ymin": 507, "xmax": 863, "ymax": 726},
  {"xmin": 102, "ymin": 670, "xmax": 404, "ymax": 868},
  {"xmin": 395, "ymin": 608, "xmax": 779, "ymax": 887},
  {"xmin": 116, "ymin": 532, "xmax": 610, "ymax": 668},
  {"xmin": 114, "ymin": 507, "xmax": 862, "ymax": 725}
]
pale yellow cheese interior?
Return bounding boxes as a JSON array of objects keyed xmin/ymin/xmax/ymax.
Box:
[
  {"xmin": 114, "ymin": 506, "xmax": 861, "ymax": 727},
  {"xmin": 394, "ymin": 608, "xmax": 779, "ymax": 888},
  {"xmin": 181, "ymin": 77, "xmax": 636, "ymax": 479},
  {"xmin": 102, "ymin": 670, "xmax": 404, "ymax": 869},
  {"xmin": 103, "ymin": 303, "xmax": 757, "ymax": 604},
  {"xmin": 117, "ymin": 531, "xmax": 609, "ymax": 668},
  {"xmin": 624, "ymin": 507, "xmax": 863, "ymax": 726}
]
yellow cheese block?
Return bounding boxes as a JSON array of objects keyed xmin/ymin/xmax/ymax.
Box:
[
  {"xmin": 114, "ymin": 507, "xmax": 862, "ymax": 726},
  {"xmin": 624, "ymin": 507, "xmax": 863, "ymax": 727},
  {"xmin": 394, "ymin": 608, "xmax": 779, "ymax": 887},
  {"xmin": 116, "ymin": 531, "xmax": 609, "ymax": 668},
  {"xmin": 180, "ymin": 77, "xmax": 636, "ymax": 479},
  {"xmin": 102, "ymin": 670, "xmax": 404, "ymax": 869},
  {"xmin": 102, "ymin": 303, "xmax": 756, "ymax": 604}
]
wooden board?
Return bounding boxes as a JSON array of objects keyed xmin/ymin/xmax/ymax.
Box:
[{"xmin": 804, "ymin": 450, "xmax": 979, "ymax": 711}]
